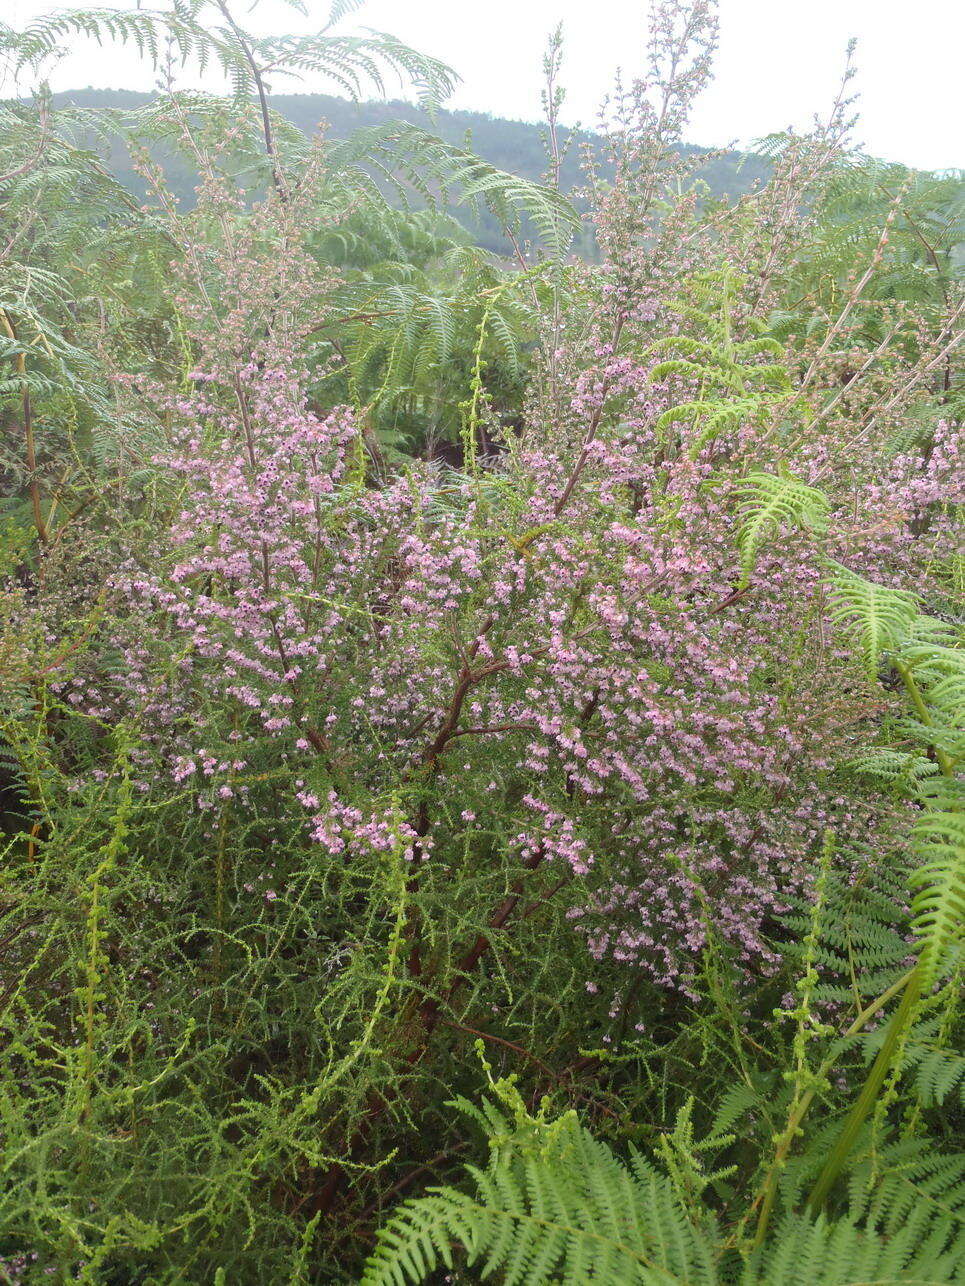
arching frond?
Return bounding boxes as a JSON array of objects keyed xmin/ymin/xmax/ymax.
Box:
[
  {"xmin": 327, "ymin": 122, "xmax": 581, "ymax": 258},
  {"xmin": 826, "ymin": 563, "xmax": 919, "ymax": 675},
  {"xmin": 365, "ymin": 1094, "xmax": 965, "ymax": 1285},
  {"xmin": 909, "ymin": 806, "xmax": 965, "ymax": 990},
  {"xmin": 734, "ymin": 471, "xmax": 829, "ymax": 584},
  {"xmin": 363, "ymin": 1098, "xmax": 719, "ymax": 1285},
  {"xmin": 6, "ymin": 4, "xmax": 457, "ymax": 118}
]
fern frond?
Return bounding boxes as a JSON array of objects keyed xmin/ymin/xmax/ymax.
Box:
[
  {"xmin": 327, "ymin": 123, "xmax": 580, "ymax": 258},
  {"xmin": 847, "ymin": 1135, "xmax": 965, "ymax": 1246},
  {"xmin": 366, "ymin": 1095, "xmax": 965, "ymax": 1284},
  {"xmin": 751, "ymin": 1202, "xmax": 963, "ymax": 1284},
  {"xmin": 363, "ymin": 1102, "xmax": 717, "ymax": 1285},
  {"xmin": 908, "ymin": 807, "xmax": 965, "ymax": 990},
  {"xmin": 826, "ymin": 563, "xmax": 919, "ymax": 675},
  {"xmin": 910, "ymin": 1044, "xmax": 965, "ymax": 1109},
  {"xmin": 735, "ymin": 472, "xmax": 829, "ymax": 584},
  {"xmin": 891, "ymin": 1018, "xmax": 965, "ymax": 1109},
  {"xmin": 846, "ymin": 747, "xmax": 940, "ymax": 785}
]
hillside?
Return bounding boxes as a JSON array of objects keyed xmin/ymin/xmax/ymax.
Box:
[{"xmin": 51, "ymin": 87, "xmax": 772, "ymax": 253}]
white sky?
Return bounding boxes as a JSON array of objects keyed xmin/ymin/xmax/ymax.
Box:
[{"xmin": 6, "ymin": 0, "xmax": 964, "ymax": 171}]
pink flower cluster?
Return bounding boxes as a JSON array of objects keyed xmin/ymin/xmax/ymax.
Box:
[{"xmin": 54, "ymin": 323, "xmax": 948, "ymax": 1000}]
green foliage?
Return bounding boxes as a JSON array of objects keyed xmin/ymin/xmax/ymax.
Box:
[
  {"xmin": 800, "ymin": 563, "xmax": 964, "ymax": 1208},
  {"xmin": 780, "ymin": 854, "xmax": 913, "ymax": 1009},
  {"xmin": 910, "ymin": 805, "xmax": 965, "ymax": 989},
  {"xmin": 316, "ymin": 212, "xmax": 542, "ymax": 453},
  {"xmin": 326, "ymin": 121, "xmax": 581, "ymax": 259},
  {"xmin": 1, "ymin": 3, "xmax": 962, "ymax": 1281},
  {"xmin": 364, "ymin": 1089, "xmax": 720, "ymax": 1285},
  {"xmin": 825, "ymin": 565, "xmax": 963, "ymax": 988},
  {"xmin": 36, "ymin": 87, "xmax": 772, "ymax": 257},
  {"xmin": 6, "ymin": 3, "xmax": 457, "ymax": 110},
  {"xmin": 826, "ymin": 563, "xmax": 920, "ymax": 675},
  {"xmin": 734, "ymin": 471, "xmax": 829, "ymax": 584},
  {"xmin": 652, "ymin": 288, "xmax": 791, "ymax": 463},
  {"xmin": 365, "ymin": 1089, "xmax": 965, "ymax": 1284},
  {"xmin": 779, "ymin": 154, "xmax": 964, "ymax": 333}
]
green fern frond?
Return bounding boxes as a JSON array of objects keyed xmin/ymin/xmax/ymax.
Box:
[
  {"xmin": 846, "ymin": 1135, "xmax": 965, "ymax": 1244},
  {"xmin": 9, "ymin": 6, "xmax": 457, "ymax": 108},
  {"xmin": 735, "ymin": 472, "xmax": 829, "ymax": 584},
  {"xmin": 780, "ymin": 854, "xmax": 913, "ymax": 1010},
  {"xmin": 908, "ymin": 808, "xmax": 965, "ymax": 990},
  {"xmin": 862, "ymin": 1016, "xmax": 965, "ymax": 1109},
  {"xmin": 363, "ymin": 1100, "xmax": 718, "ymax": 1285},
  {"xmin": 750, "ymin": 1202, "xmax": 963, "ymax": 1284},
  {"xmin": 846, "ymin": 747, "xmax": 940, "ymax": 785},
  {"xmin": 908, "ymin": 1043, "xmax": 965, "ymax": 1109},
  {"xmin": 327, "ymin": 123, "xmax": 580, "ymax": 258},
  {"xmin": 826, "ymin": 563, "xmax": 919, "ymax": 675},
  {"xmin": 651, "ymin": 357, "xmax": 709, "ymax": 382},
  {"xmin": 366, "ymin": 1095, "xmax": 965, "ymax": 1284}
]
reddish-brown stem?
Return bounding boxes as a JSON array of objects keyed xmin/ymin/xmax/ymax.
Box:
[
  {"xmin": 552, "ymin": 314, "xmax": 626, "ymax": 515},
  {"xmin": 438, "ymin": 1018, "xmax": 559, "ymax": 1080},
  {"xmin": 518, "ymin": 877, "xmax": 569, "ymax": 921},
  {"xmin": 213, "ymin": 0, "xmax": 288, "ymax": 202},
  {"xmin": 446, "ymin": 721, "xmax": 539, "ymax": 741},
  {"xmin": 705, "ymin": 584, "xmax": 753, "ymax": 617},
  {"xmin": 422, "ymin": 666, "xmax": 477, "ymax": 767}
]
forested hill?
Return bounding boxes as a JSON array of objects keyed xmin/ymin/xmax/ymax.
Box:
[{"xmin": 50, "ymin": 87, "xmax": 771, "ymax": 253}]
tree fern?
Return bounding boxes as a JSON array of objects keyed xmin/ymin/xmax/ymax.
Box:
[
  {"xmin": 769, "ymin": 151, "xmax": 963, "ymax": 384},
  {"xmin": 326, "ymin": 122, "xmax": 581, "ymax": 259},
  {"xmin": 8, "ymin": 5, "xmax": 457, "ymax": 110},
  {"xmin": 322, "ymin": 218, "xmax": 540, "ymax": 452}
]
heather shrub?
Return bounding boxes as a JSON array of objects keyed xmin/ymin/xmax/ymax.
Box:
[{"xmin": 0, "ymin": 0, "xmax": 961, "ymax": 1281}]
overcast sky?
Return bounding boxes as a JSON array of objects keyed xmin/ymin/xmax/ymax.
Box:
[{"xmin": 6, "ymin": 0, "xmax": 963, "ymax": 171}]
